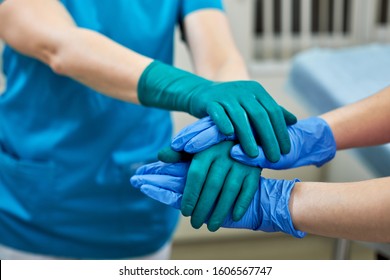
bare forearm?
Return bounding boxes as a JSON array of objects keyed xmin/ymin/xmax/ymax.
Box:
[
  {"xmin": 0, "ymin": 0, "xmax": 151, "ymax": 103},
  {"xmin": 210, "ymin": 55, "xmax": 250, "ymax": 81},
  {"xmin": 320, "ymin": 86, "xmax": 390, "ymax": 150},
  {"xmin": 290, "ymin": 177, "xmax": 390, "ymax": 242},
  {"xmin": 184, "ymin": 10, "xmax": 250, "ymax": 81},
  {"xmin": 49, "ymin": 28, "xmax": 151, "ymax": 103}
]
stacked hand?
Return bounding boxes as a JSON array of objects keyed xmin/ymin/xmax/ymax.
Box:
[
  {"xmin": 138, "ymin": 61, "xmax": 297, "ymax": 160},
  {"xmin": 131, "ymin": 160, "xmax": 305, "ymax": 238},
  {"xmin": 156, "ymin": 142, "xmax": 261, "ymax": 232},
  {"xmin": 171, "ymin": 116, "xmax": 336, "ymax": 169},
  {"xmin": 136, "ymin": 62, "xmax": 336, "ymax": 238}
]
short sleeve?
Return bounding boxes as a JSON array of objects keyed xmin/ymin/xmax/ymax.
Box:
[
  {"xmin": 179, "ymin": 0, "xmax": 224, "ymax": 41},
  {"xmin": 181, "ymin": 0, "xmax": 224, "ymax": 18}
]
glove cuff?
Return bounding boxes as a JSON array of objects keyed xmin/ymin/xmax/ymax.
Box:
[
  {"xmin": 257, "ymin": 178, "xmax": 306, "ymax": 238},
  {"xmin": 278, "ymin": 178, "xmax": 306, "ymax": 238},
  {"xmin": 137, "ymin": 60, "xmax": 210, "ymax": 114},
  {"xmin": 297, "ymin": 117, "xmax": 337, "ymax": 168},
  {"xmin": 313, "ymin": 117, "xmax": 337, "ymax": 167}
]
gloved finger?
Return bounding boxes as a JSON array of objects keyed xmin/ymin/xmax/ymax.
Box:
[
  {"xmin": 231, "ymin": 144, "xmax": 293, "ymax": 170},
  {"xmin": 242, "ymin": 101, "xmax": 279, "ymax": 161},
  {"xmin": 134, "ymin": 161, "xmax": 190, "ymax": 177},
  {"xmin": 207, "ymin": 102, "xmax": 235, "ymax": 136},
  {"xmin": 171, "ymin": 116, "xmax": 215, "ymax": 151},
  {"xmin": 182, "ymin": 125, "xmax": 235, "ymax": 153},
  {"xmin": 281, "ymin": 106, "xmax": 297, "ymax": 125},
  {"xmin": 189, "ymin": 161, "xmax": 230, "ymax": 229},
  {"xmin": 140, "ymin": 184, "xmax": 182, "ymax": 209},
  {"xmin": 266, "ymin": 105, "xmax": 291, "ymax": 155},
  {"xmin": 131, "ymin": 174, "xmax": 185, "ymax": 193},
  {"xmin": 181, "ymin": 157, "xmax": 211, "ymax": 217},
  {"xmin": 232, "ymin": 168, "xmax": 261, "ymax": 221},
  {"xmin": 230, "ymin": 144, "xmax": 266, "ymax": 168},
  {"xmin": 224, "ymin": 103, "xmax": 258, "ymax": 158},
  {"xmin": 206, "ymin": 164, "xmax": 247, "ymax": 232},
  {"xmin": 222, "ymin": 183, "xmax": 263, "ymax": 230},
  {"xmin": 158, "ymin": 146, "xmax": 193, "ymax": 163}
]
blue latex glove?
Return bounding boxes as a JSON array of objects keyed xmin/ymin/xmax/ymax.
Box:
[
  {"xmin": 171, "ymin": 116, "xmax": 237, "ymax": 153},
  {"xmin": 158, "ymin": 143, "xmax": 261, "ymax": 230},
  {"xmin": 231, "ymin": 117, "xmax": 336, "ymax": 169},
  {"xmin": 131, "ymin": 161, "xmax": 306, "ymax": 238},
  {"xmin": 172, "ymin": 116, "xmax": 336, "ymax": 169}
]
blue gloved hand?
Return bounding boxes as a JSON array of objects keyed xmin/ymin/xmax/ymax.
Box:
[
  {"xmin": 231, "ymin": 117, "xmax": 336, "ymax": 169},
  {"xmin": 171, "ymin": 116, "xmax": 237, "ymax": 153},
  {"xmin": 172, "ymin": 116, "xmax": 336, "ymax": 169},
  {"xmin": 158, "ymin": 142, "xmax": 261, "ymax": 231},
  {"xmin": 131, "ymin": 161, "xmax": 306, "ymax": 238}
]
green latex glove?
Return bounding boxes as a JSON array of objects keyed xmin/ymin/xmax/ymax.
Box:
[
  {"xmin": 158, "ymin": 141, "xmax": 262, "ymax": 232},
  {"xmin": 138, "ymin": 61, "xmax": 297, "ymax": 161}
]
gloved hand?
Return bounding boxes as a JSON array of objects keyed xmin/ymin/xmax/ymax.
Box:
[
  {"xmin": 138, "ymin": 60, "xmax": 297, "ymax": 160},
  {"xmin": 131, "ymin": 161, "xmax": 306, "ymax": 238},
  {"xmin": 231, "ymin": 117, "xmax": 336, "ymax": 169},
  {"xmin": 171, "ymin": 116, "xmax": 236, "ymax": 153},
  {"xmin": 157, "ymin": 142, "xmax": 261, "ymax": 231},
  {"xmin": 171, "ymin": 116, "xmax": 336, "ymax": 169}
]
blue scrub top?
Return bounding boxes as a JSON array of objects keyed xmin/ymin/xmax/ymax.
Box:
[{"xmin": 0, "ymin": 0, "xmax": 223, "ymax": 259}]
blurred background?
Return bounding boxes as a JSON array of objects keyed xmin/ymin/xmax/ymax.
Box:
[
  {"xmin": 171, "ymin": 0, "xmax": 390, "ymax": 260},
  {"xmin": 0, "ymin": 0, "xmax": 389, "ymax": 260}
]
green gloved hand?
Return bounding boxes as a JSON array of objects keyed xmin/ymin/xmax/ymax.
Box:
[
  {"xmin": 138, "ymin": 61, "xmax": 297, "ymax": 161},
  {"xmin": 158, "ymin": 141, "xmax": 261, "ymax": 232}
]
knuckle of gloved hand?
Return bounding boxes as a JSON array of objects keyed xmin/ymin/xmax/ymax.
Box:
[
  {"xmin": 187, "ymin": 166, "xmax": 204, "ymax": 182},
  {"xmin": 220, "ymin": 101, "xmax": 237, "ymax": 113},
  {"xmin": 266, "ymin": 104, "xmax": 281, "ymax": 116},
  {"xmin": 208, "ymin": 176, "xmax": 225, "ymax": 190},
  {"xmin": 243, "ymin": 80, "xmax": 260, "ymax": 88},
  {"xmin": 182, "ymin": 198, "xmax": 196, "ymax": 209},
  {"xmin": 224, "ymin": 182, "xmax": 240, "ymax": 196},
  {"xmin": 246, "ymin": 81, "xmax": 265, "ymax": 92},
  {"xmin": 250, "ymin": 107, "xmax": 267, "ymax": 121}
]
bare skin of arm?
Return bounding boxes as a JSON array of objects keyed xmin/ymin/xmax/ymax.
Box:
[
  {"xmin": 290, "ymin": 177, "xmax": 390, "ymax": 242},
  {"xmin": 183, "ymin": 10, "xmax": 250, "ymax": 81},
  {"xmin": 290, "ymin": 87, "xmax": 390, "ymax": 242},
  {"xmin": 0, "ymin": 0, "xmax": 248, "ymax": 103},
  {"xmin": 321, "ymin": 86, "xmax": 390, "ymax": 149},
  {"xmin": 0, "ymin": 0, "xmax": 151, "ymax": 103}
]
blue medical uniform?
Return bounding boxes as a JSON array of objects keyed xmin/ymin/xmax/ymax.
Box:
[{"xmin": 0, "ymin": 0, "xmax": 223, "ymax": 259}]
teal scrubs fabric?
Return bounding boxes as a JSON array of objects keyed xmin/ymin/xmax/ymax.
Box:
[{"xmin": 0, "ymin": 0, "xmax": 223, "ymax": 259}]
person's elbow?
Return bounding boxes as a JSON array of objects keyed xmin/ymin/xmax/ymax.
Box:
[
  {"xmin": 33, "ymin": 28, "xmax": 80, "ymax": 77},
  {"xmin": 47, "ymin": 40, "xmax": 71, "ymax": 76}
]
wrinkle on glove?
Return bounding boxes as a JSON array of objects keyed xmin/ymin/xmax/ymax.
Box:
[
  {"xmin": 138, "ymin": 61, "xmax": 297, "ymax": 160},
  {"xmin": 131, "ymin": 161, "xmax": 306, "ymax": 238},
  {"xmin": 171, "ymin": 116, "xmax": 237, "ymax": 153},
  {"xmin": 171, "ymin": 116, "xmax": 336, "ymax": 169},
  {"xmin": 231, "ymin": 117, "xmax": 336, "ymax": 169},
  {"xmin": 157, "ymin": 143, "xmax": 261, "ymax": 231}
]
